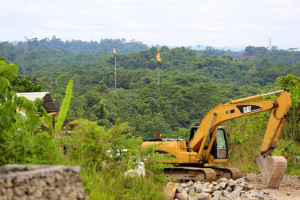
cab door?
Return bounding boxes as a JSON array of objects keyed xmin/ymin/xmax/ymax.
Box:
[{"xmin": 212, "ymin": 129, "xmax": 228, "ymax": 159}]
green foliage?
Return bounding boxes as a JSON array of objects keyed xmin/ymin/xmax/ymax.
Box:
[
  {"xmin": 1, "ymin": 41, "xmax": 300, "ymax": 200},
  {"xmin": 275, "ymin": 74, "xmax": 300, "ymax": 141},
  {"xmin": 0, "ymin": 59, "xmax": 18, "ymax": 97},
  {"xmin": 0, "ymin": 60, "xmax": 62, "ymax": 165},
  {"xmin": 3, "ymin": 129, "xmax": 62, "ymax": 165},
  {"xmin": 88, "ymin": 173, "xmax": 165, "ymax": 200},
  {"xmin": 225, "ymin": 74, "xmax": 300, "ymax": 174},
  {"xmin": 0, "ymin": 59, "xmax": 19, "ymax": 139},
  {"xmin": 17, "ymin": 37, "xmax": 149, "ymax": 53},
  {"xmin": 10, "ymin": 75, "xmax": 43, "ymax": 92},
  {"xmin": 30, "ymin": 45, "xmax": 295, "ymax": 140},
  {"xmin": 273, "ymin": 139, "xmax": 300, "ymax": 175},
  {"xmin": 1, "ymin": 59, "xmax": 171, "ymax": 198},
  {"xmin": 55, "ymin": 80, "xmax": 73, "ymax": 132},
  {"xmin": 63, "ymin": 120, "xmax": 168, "ymax": 199},
  {"xmin": 1, "ymin": 41, "xmax": 300, "ymax": 198},
  {"xmin": 225, "ymin": 114, "xmax": 265, "ymax": 172},
  {"xmin": 140, "ymin": 145, "xmax": 175, "ymax": 182}
]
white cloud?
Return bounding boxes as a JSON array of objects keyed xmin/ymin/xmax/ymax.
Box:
[{"xmin": 0, "ymin": 0, "xmax": 300, "ymax": 48}]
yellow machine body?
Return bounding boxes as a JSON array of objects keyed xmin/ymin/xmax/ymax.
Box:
[{"xmin": 141, "ymin": 89, "xmax": 291, "ymax": 188}]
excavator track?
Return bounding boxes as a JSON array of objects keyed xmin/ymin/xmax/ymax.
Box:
[
  {"xmin": 163, "ymin": 166, "xmax": 242, "ymax": 182},
  {"xmin": 256, "ymin": 155, "xmax": 287, "ymax": 189},
  {"xmin": 164, "ymin": 167, "xmax": 216, "ymax": 182},
  {"xmin": 210, "ymin": 167, "xmax": 242, "ymax": 180}
]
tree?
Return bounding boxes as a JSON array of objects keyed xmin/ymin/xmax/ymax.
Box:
[
  {"xmin": 0, "ymin": 59, "xmax": 62, "ymax": 165},
  {"xmin": 245, "ymin": 46, "xmax": 255, "ymax": 56},
  {"xmin": 10, "ymin": 75, "xmax": 43, "ymax": 92},
  {"xmin": 275, "ymin": 74, "xmax": 299, "ymax": 141}
]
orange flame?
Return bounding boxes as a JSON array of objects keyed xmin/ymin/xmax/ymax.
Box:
[
  {"xmin": 156, "ymin": 48, "xmax": 162, "ymax": 62},
  {"xmin": 113, "ymin": 48, "xmax": 117, "ymax": 55}
]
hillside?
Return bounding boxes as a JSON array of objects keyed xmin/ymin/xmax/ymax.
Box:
[
  {"xmin": 1, "ymin": 39, "xmax": 298, "ymax": 140},
  {"xmin": 0, "ymin": 40, "xmax": 299, "ymax": 199}
]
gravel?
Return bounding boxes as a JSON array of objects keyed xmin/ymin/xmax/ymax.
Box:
[{"xmin": 165, "ymin": 177, "xmax": 279, "ymax": 200}]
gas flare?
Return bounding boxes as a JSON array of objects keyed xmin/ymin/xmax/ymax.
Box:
[
  {"xmin": 113, "ymin": 48, "xmax": 117, "ymax": 55},
  {"xmin": 156, "ymin": 49, "xmax": 162, "ymax": 62}
]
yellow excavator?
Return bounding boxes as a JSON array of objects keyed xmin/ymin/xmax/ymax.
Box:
[{"xmin": 141, "ymin": 89, "xmax": 291, "ymax": 188}]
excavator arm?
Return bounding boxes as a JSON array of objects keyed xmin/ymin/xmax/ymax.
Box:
[
  {"xmin": 188, "ymin": 89, "xmax": 291, "ymax": 156},
  {"xmin": 188, "ymin": 89, "xmax": 291, "ymax": 188}
]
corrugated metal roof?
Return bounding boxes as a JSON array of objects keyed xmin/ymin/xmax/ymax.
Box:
[
  {"xmin": 16, "ymin": 92, "xmax": 60, "ymax": 113},
  {"xmin": 17, "ymin": 92, "xmax": 50, "ymax": 101}
]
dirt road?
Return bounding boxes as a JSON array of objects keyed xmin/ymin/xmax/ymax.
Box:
[{"xmin": 243, "ymin": 172, "xmax": 300, "ymax": 200}]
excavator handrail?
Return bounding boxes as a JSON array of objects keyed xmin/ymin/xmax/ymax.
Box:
[
  {"xmin": 229, "ymin": 89, "xmax": 284, "ymax": 104},
  {"xmin": 261, "ymin": 89, "xmax": 284, "ymax": 97}
]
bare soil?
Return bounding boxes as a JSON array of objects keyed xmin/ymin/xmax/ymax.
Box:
[{"xmin": 243, "ymin": 172, "xmax": 300, "ymax": 200}]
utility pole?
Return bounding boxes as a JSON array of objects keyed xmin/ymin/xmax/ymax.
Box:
[
  {"xmin": 114, "ymin": 48, "xmax": 117, "ymax": 91},
  {"xmin": 157, "ymin": 63, "xmax": 160, "ymax": 85},
  {"xmin": 22, "ymin": 36, "xmax": 28, "ymax": 74},
  {"xmin": 287, "ymin": 48, "xmax": 298, "ymax": 65},
  {"xmin": 156, "ymin": 48, "xmax": 162, "ymax": 85},
  {"xmin": 51, "ymin": 72, "xmax": 53, "ymax": 88}
]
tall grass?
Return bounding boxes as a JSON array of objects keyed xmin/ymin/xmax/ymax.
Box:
[
  {"xmin": 225, "ymin": 111, "xmax": 299, "ymax": 175},
  {"xmin": 62, "ymin": 120, "xmax": 168, "ymax": 199},
  {"xmin": 223, "ymin": 75, "xmax": 299, "ymax": 175}
]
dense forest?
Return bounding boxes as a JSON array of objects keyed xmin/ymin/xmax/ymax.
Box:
[
  {"xmin": 1, "ymin": 36, "xmax": 300, "ymax": 75},
  {"xmin": 0, "ymin": 37, "xmax": 299, "ymax": 199},
  {"xmin": 2, "ymin": 37, "xmax": 299, "ymax": 138}
]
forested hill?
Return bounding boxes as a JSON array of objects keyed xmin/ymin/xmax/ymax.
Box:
[
  {"xmin": 1, "ymin": 37, "xmax": 300, "ymax": 74},
  {"xmin": 1, "ymin": 36, "xmax": 300, "ymax": 65},
  {"xmin": 16, "ymin": 36, "xmax": 149, "ymax": 53},
  {"xmin": 1, "ymin": 37, "xmax": 299, "ymax": 199},
  {"xmin": 2, "ymin": 35, "xmax": 149, "ymax": 54},
  {"xmin": 1, "ymin": 38, "xmax": 298, "ymax": 139},
  {"xmin": 1, "ymin": 48, "xmax": 299, "ymax": 200}
]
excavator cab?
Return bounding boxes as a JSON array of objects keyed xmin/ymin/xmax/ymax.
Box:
[{"xmin": 190, "ymin": 126, "xmax": 228, "ymax": 159}]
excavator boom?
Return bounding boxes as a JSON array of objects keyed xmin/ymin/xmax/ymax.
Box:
[
  {"xmin": 188, "ymin": 89, "xmax": 291, "ymax": 188},
  {"xmin": 188, "ymin": 89, "xmax": 291, "ymax": 159}
]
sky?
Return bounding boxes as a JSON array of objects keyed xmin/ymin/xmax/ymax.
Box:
[{"xmin": 1, "ymin": 0, "xmax": 300, "ymax": 49}]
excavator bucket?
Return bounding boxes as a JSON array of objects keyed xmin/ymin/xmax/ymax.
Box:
[{"xmin": 256, "ymin": 155, "xmax": 287, "ymax": 189}]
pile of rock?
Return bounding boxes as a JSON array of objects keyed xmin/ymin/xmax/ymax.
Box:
[
  {"xmin": 165, "ymin": 177, "xmax": 277, "ymax": 200},
  {"xmin": 0, "ymin": 164, "xmax": 85, "ymax": 200}
]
